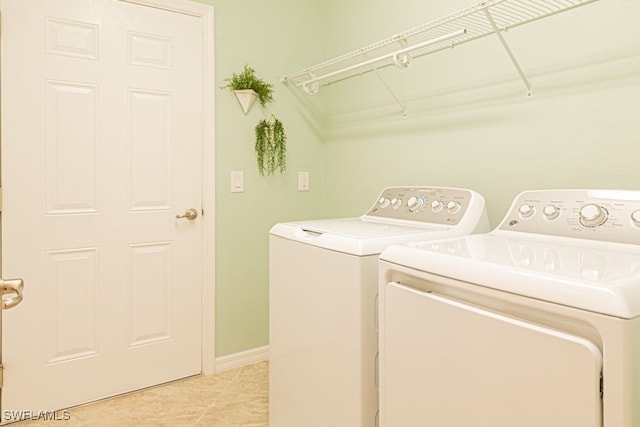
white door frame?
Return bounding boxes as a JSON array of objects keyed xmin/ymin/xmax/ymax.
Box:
[{"xmin": 119, "ymin": 0, "xmax": 216, "ymax": 375}]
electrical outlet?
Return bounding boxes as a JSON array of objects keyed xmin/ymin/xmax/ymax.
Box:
[
  {"xmin": 231, "ymin": 171, "xmax": 244, "ymax": 193},
  {"xmin": 298, "ymin": 171, "xmax": 310, "ymax": 191}
]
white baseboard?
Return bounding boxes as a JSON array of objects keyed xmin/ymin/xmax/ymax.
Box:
[{"xmin": 214, "ymin": 345, "xmax": 269, "ymax": 373}]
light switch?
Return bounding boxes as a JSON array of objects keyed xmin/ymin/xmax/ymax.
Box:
[
  {"xmin": 231, "ymin": 171, "xmax": 244, "ymax": 193},
  {"xmin": 298, "ymin": 171, "xmax": 310, "ymax": 191}
]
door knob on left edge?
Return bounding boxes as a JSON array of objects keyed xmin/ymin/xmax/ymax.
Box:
[
  {"xmin": 176, "ymin": 208, "xmax": 198, "ymax": 220},
  {"xmin": 0, "ymin": 278, "xmax": 24, "ymax": 310}
]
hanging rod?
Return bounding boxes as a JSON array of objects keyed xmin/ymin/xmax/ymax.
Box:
[
  {"xmin": 280, "ymin": 0, "xmax": 599, "ymax": 96},
  {"xmin": 296, "ymin": 29, "xmax": 466, "ymax": 95}
]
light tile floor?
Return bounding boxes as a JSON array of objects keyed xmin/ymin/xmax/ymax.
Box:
[{"xmin": 13, "ymin": 361, "xmax": 269, "ymax": 427}]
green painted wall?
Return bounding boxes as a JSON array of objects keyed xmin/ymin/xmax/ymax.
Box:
[
  {"xmin": 201, "ymin": 0, "xmax": 640, "ymax": 359},
  {"xmin": 318, "ymin": 0, "xmax": 640, "ymax": 225},
  {"xmin": 191, "ymin": 0, "xmax": 324, "ymax": 357}
]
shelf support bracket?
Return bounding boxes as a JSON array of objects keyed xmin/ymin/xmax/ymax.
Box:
[
  {"xmin": 482, "ymin": 7, "xmax": 533, "ymax": 98},
  {"xmin": 367, "ymin": 59, "xmax": 408, "ymax": 118}
]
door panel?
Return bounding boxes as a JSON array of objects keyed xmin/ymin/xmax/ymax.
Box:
[
  {"xmin": 45, "ymin": 248, "xmax": 99, "ymax": 364},
  {"xmin": 45, "ymin": 81, "xmax": 98, "ymax": 214},
  {"xmin": 1, "ymin": 0, "xmax": 203, "ymax": 414},
  {"xmin": 381, "ymin": 282, "xmax": 603, "ymax": 427}
]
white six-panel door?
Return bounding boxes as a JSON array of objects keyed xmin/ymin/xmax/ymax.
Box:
[{"xmin": 0, "ymin": 0, "xmax": 205, "ymax": 415}]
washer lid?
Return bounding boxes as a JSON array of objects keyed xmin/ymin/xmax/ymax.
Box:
[
  {"xmin": 270, "ymin": 218, "xmax": 450, "ymax": 256},
  {"xmin": 380, "ymin": 233, "xmax": 640, "ymax": 318}
]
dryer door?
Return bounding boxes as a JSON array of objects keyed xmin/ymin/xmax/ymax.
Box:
[{"xmin": 380, "ymin": 282, "xmax": 603, "ymax": 427}]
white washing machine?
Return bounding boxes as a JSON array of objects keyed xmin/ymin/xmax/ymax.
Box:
[
  {"xmin": 269, "ymin": 186, "xmax": 489, "ymax": 427},
  {"xmin": 379, "ymin": 189, "xmax": 640, "ymax": 427}
]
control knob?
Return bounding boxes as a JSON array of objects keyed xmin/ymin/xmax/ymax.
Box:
[
  {"xmin": 518, "ymin": 204, "xmax": 535, "ymax": 219},
  {"xmin": 542, "ymin": 205, "xmax": 560, "ymax": 220},
  {"xmin": 431, "ymin": 200, "xmax": 444, "ymax": 213},
  {"xmin": 378, "ymin": 197, "xmax": 390, "ymax": 208},
  {"xmin": 446, "ymin": 201, "xmax": 461, "ymax": 214},
  {"xmin": 579, "ymin": 204, "xmax": 608, "ymax": 227},
  {"xmin": 632, "ymin": 210, "xmax": 640, "ymax": 227},
  {"xmin": 407, "ymin": 196, "xmax": 425, "ymax": 213},
  {"xmin": 390, "ymin": 198, "xmax": 402, "ymax": 209}
]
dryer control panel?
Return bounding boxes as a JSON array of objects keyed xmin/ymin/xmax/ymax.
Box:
[
  {"xmin": 497, "ymin": 189, "xmax": 640, "ymax": 245},
  {"xmin": 364, "ymin": 186, "xmax": 481, "ymax": 226}
]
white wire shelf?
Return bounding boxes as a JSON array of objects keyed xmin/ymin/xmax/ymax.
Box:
[{"xmin": 281, "ymin": 0, "xmax": 599, "ymax": 101}]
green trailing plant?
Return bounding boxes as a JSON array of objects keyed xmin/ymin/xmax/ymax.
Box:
[
  {"xmin": 255, "ymin": 117, "xmax": 287, "ymax": 176},
  {"xmin": 221, "ymin": 64, "xmax": 274, "ymax": 107}
]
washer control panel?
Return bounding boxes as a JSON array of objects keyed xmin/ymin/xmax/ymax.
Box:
[
  {"xmin": 498, "ymin": 189, "xmax": 640, "ymax": 244},
  {"xmin": 365, "ymin": 186, "xmax": 475, "ymax": 225}
]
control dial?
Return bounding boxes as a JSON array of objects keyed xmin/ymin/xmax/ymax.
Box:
[
  {"xmin": 542, "ymin": 205, "xmax": 560, "ymax": 220},
  {"xmin": 431, "ymin": 200, "xmax": 444, "ymax": 213},
  {"xmin": 390, "ymin": 198, "xmax": 402, "ymax": 209},
  {"xmin": 632, "ymin": 210, "xmax": 640, "ymax": 227},
  {"xmin": 407, "ymin": 196, "xmax": 425, "ymax": 213},
  {"xmin": 378, "ymin": 197, "xmax": 390, "ymax": 208},
  {"xmin": 579, "ymin": 204, "xmax": 608, "ymax": 227},
  {"xmin": 518, "ymin": 204, "xmax": 535, "ymax": 219},
  {"xmin": 446, "ymin": 201, "xmax": 461, "ymax": 214}
]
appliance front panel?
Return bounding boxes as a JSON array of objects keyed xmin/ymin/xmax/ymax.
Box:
[{"xmin": 380, "ymin": 282, "xmax": 603, "ymax": 427}]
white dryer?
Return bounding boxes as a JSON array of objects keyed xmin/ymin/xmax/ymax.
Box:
[
  {"xmin": 379, "ymin": 189, "xmax": 640, "ymax": 427},
  {"xmin": 269, "ymin": 186, "xmax": 489, "ymax": 427}
]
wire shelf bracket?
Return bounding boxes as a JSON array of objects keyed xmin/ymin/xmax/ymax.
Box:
[
  {"xmin": 280, "ymin": 0, "xmax": 599, "ymax": 108},
  {"xmin": 483, "ymin": 6, "xmax": 533, "ymax": 98}
]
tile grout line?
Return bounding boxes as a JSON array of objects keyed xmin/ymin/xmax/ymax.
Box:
[{"xmin": 192, "ymin": 364, "xmax": 246, "ymax": 426}]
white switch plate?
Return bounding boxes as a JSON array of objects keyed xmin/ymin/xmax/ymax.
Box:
[
  {"xmin": 231, "ymin": 171, "xmax": 244, "ymax": 193},
  {"xmin": 298, "ymin": 171, "xmax": 310, "ymax": 191}
]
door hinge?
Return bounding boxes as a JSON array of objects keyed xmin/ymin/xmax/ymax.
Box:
[{"xmin": 0, "ymin": 364, "xmax": 4, "ymax": 388}]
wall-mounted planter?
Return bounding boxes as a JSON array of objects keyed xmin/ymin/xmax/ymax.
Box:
[
  {"xmin": 234, "ymin": 89, "xmax": 258, "ymax": 114},
  {"xmin": 221, "ymin": 64, "xmax": 274, "ymax": 113}
]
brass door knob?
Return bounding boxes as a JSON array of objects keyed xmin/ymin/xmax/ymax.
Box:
[{"xmin": 176, "ymin": 208, "xmax": 198, "ymax": 220}]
